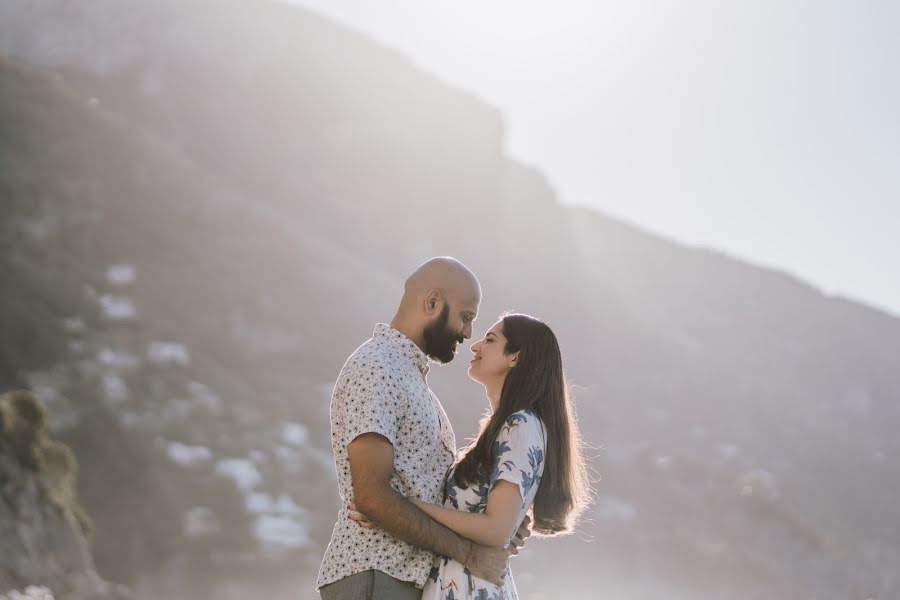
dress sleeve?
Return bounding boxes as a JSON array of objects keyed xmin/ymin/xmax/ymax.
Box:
[
  {"xmin": 337, "ymin": 354, "xmax": 407, "ymax": 448},
  {"xmin": 488, "ymin": 412, "xmax": 546, "ymax": 506}
]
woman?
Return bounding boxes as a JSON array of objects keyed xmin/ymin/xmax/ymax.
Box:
[{"xmin": 353, "ymin": 313, "xmax": 590, "ymax": 599}]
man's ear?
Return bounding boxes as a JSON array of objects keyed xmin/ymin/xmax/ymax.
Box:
[{"xmin": 424, "ymin": 290, "xmax": 443, "ymax": 315}]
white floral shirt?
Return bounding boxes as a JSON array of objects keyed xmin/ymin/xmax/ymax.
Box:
[
  {"xmin": 422, "ymin": 410, "xmax": 547, "ymax": 600},
  {"xmin": 317, "ymin": 324, "xmax": 457, "ymax": 590}
]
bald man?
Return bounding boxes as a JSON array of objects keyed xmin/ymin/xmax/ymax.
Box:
[{"xmin": 316, "ymin": 258, "xmax": 526, "ymax": 599}]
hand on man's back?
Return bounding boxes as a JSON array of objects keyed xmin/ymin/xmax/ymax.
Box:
[
  {"xmin": 508, "ymin": 515, "xmax": 532, "ymax": 556},
  {"xmin": 468, "ymin": 515, "xmax": 532, "ymax": 585},
  {"xmin": 467, "ymin": 543, "xmax": 510, "ymax": 586}
]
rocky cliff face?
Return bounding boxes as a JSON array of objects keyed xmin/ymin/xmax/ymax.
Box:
[
  {"xmin": 1, "ymin": 2, "xmax": 899, "ymax": 599},
  {"xmin": 0, "ymin": 392, "xmax": 132, "ymax": 600}
]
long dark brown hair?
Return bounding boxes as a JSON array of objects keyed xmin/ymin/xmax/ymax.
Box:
[{"xmin": 453, "ymin": 313, "xmax": 591, "ymax": 535}]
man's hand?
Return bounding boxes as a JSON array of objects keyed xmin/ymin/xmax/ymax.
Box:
[
  {"xmin": 471, "ymin": 515, "xmax": 531, "ymax": 585},
  {"xmin": 466, "ymin": 542, "xmax": 510, "ymax": 586},
  {"xmin": 349, "ymin": 503, "xmax": 532, "ymax": 584},
  {"xmin": 508, "ymin": 515, "xmax": 532, "ymax": 556},
  {"xmin": 348, "ymin": 505, "xmax": 509, "ymax": 586}
]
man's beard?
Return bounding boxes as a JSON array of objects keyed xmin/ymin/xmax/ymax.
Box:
[{"xmin": 422, "ymin": 304, "xmax": 464, "ymax": 363}]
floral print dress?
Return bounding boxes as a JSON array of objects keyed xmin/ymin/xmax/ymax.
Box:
[{"xmin": 421, "ymin": 410, "xmax": 546, "ymax": 600}]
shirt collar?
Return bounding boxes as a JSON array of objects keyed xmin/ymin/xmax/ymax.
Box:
[{"xmin": 373, "ymin": 323, "xmax": 430, "ymax": 376}]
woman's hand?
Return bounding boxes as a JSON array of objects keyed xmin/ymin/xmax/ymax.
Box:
[
  {"xmin": 347, "ymin": 502, "xmax": 376, "ymax": 529},
  {"xmin": 508, "ymin": 515, "xmax": 532, "ymax": 555}
]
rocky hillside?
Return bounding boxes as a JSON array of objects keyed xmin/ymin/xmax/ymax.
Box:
[
  {"xmin": 0, "ymin": 391, "xmax": 133, "ymax": 600},
  {"xmin": 1, "ymin": 1, "xmax": 899, "ymax": 599}
]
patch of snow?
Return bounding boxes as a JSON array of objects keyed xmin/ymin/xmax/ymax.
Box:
[
  {"xmin": 99, "ymin": 295, "xmax": 137, "ymax": 320},
  {"xmin": 30, "ymin": 384, "xmax": 61, "ymax": 405},
  {"xmin": 101, "ymin": 373, "xmax": 129, "ymax": 403},
  {"xmin": 737, "ymin": 468, "xmax": 780, "ymax": 502},
  {"xmin": 690, "ymin": 424, "xmax": 707, "ymax": 440},
  {"xmin": 654, "ymin": 455, "xmax": 673, "ymax": 469},
  {"xmin": 165, "ymin": 441, "xmax": 213, "ymax": 467},
  {"xmin": 216, "ymin": 458, "xmax": 262, "ymax": 491},
  {"xmin": 0, "ymin": 586, "xmax": 55, "ymax": 600},
  {"xmin": 281, "ymin": 422, "xmax": 309, "ymax": 447},
  {"xmin": 253, "ymin": 514, "xmax": 310, "ymax": 548},
  {"xmin": 605, "ymin": 441, "xmax": 650, "ymax": 466},
  {"xmin": 17, "ymin": 217, "xmax": 55, "ymax": 241},
  {"xmin": 245, "ymin": 492, "xmax": 305, "ymax": 517},
  {"xmin": 163, "ymin": 397, "xmax": 194, "ymax": 421},
  {"xmin": 313, "ymin": 447, "xmax": 337, "ymax": 476},
  {"xmin": 147, "ymin": 342, "xmax": 190, "ymax": 366},
  {"xmin": 245, "ymin": 492, "xmax": 275, "ymax": 514},
  {"xmin": 96, "ymin": 348, "xmax": 140, "ymax": 369},
  {"xmin": 183, "ymin": 506, "xmax": 219, "ymax": 538},
  {"xmin": 274, "ymin": 494, "xmax": 305, "ymax": 516},
  {"xmin": 119, "ymin": 412, "xmax": 141, "ymax": 429},
  {"xmin": 186, "ymin": 382, "xmax": 223, "ymax": 414},
  {"xmin": 61, "ymin": 317, "xmax": 86, "ymax": 334},
  {"xmin": 274, "ymin": 445, "xmax": 300, "ymax": 469},
  {"xmin": 274, "ymin": 444, "xmax": 333, "ymax": 476},
  {"xmin": 596, "ymin": 495, "xmax": 637, "ymax": 521},
  {"xmin": 106, "ymin": 264, "xmax": 136, "ymax": 286},
  {"xmin": 717, "ymin": 443, "xmax": 740, "ymax": 461},
  {"xmin": 249, "ymin": 449, "xmax": 267, "ymax": 464}
]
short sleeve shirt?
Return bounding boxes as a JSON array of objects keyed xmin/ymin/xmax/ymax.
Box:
[{"xmin": 317, "ymin": 324, "xmax": 457, "ymax": 590}]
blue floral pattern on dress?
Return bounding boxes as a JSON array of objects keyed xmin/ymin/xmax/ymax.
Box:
[{"xmin": 422, "ymin": 410, "xmax": 546, "ymax": 600}]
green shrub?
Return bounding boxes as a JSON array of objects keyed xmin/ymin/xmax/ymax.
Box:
[
  {"xmin": 0, "ymin": 390, "xmax": 95, "ymax": 541},
  {"xmin": 35, "ymin": 438, "xmax": 78, "ymax": 504},
  {"xmin": 0, "ymin": 389, "xmax": 48, "ymax": 433}
]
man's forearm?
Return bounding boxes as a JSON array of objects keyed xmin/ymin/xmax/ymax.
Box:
[{"xmin": 358, "ymin": 486, "xmax": 473, "ymax": 563}]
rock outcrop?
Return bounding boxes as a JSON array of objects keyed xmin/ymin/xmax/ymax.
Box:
[{"xmin": 0, "ymin": 391, "xmax": 132, "ymax": 600}]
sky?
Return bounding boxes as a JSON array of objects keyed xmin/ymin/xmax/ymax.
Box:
[{"xmin": 286, "ymin": 0, "xmax": 900, "ymax": 317}]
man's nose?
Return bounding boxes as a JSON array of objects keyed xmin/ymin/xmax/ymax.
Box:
[{"xmin": 462, "ymin": 322, "xmax": 473, "ymax": 339}]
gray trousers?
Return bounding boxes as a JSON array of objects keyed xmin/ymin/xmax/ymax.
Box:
[{"xmin": 319, "ymin": 570, "xmax": 421, "ymax": 600}]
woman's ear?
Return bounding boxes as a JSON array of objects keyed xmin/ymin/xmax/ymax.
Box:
[{"xmin": 508, "ymin": 351, "xmax": 520, "ymax": 368}]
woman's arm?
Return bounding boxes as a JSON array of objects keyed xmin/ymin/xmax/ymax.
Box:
[{"xmin": 412, "ymin": 480, "xmax": 523, "ymax": 548}]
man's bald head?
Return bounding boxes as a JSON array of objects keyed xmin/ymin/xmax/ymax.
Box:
[
  {"xmin": 392, "ymin": 257, "xmax": 482, "ymax": 363},
  {"xmin": 404, "ymin": 257, "xmax": 481, "ymax": 301}
]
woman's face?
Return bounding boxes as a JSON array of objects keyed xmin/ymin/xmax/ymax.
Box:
[{"xmin": 468, "ymin": 320, "xmax": 519, "ymax": 388}]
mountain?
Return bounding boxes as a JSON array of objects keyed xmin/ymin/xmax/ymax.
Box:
[{"xmin": 1, "ymin": 1, "xmax": 898, "ymax": 598}]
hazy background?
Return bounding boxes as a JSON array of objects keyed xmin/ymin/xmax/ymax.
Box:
[
  {"xmin": 290, "ymin": 0, "xmax": 900, "ymax": 318},
  {"xmin": 0, "ymin": 1, "xmax": 898, "ymax": 599}
]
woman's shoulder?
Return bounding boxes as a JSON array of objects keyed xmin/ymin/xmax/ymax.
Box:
[
  {"xmin": 503, "ymin": 409, "xmax": 541, "ymax": 425},
  {"xmin": 501, "ymin": 410, "xmax": 545, "ymax": 441}
]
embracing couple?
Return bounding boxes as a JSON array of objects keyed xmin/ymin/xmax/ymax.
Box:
[{"xmin": 316, "ymin": 257, "xmax": 589, "ymax": 600}]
